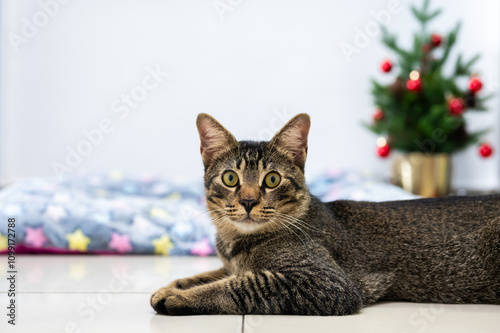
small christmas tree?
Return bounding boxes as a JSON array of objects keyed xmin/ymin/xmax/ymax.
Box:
[{"xmin": 368, "ymin": 0, "xmax": 493, "ymax": 158}]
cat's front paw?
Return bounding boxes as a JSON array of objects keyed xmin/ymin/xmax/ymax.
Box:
[
  {"xmin": 170, "ymin": 278, "xmax": 194, "ymax": 290},
  {"xmin": 150, "ymin": 286, "xmax": 199, "ymax": 315}
]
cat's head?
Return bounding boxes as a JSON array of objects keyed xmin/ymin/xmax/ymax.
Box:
[{"xmin": 196, "ymin": 113, "xmax": 311, "ymax": 235}]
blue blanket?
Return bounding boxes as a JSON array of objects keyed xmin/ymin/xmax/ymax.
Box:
[{"xmin": 0, "ymin": 170, "xmax": 416, "ymax": 255}]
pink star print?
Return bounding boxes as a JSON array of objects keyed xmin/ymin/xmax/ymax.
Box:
[
  {"xmin": 25, "ymin": 227, "xmax": 47, "ymax": 248},
  {"xmin": 190, "ymin": 238, "xmax": 213, "ymax": 257},
  {"xmin": 109, "ymin": 232, "xmax": 132, "ymax": 253}
]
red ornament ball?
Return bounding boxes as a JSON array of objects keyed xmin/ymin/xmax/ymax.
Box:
[
  {"xmin": 376, "ymin": 144, "xmax": 391, "ymax": 158},
  {"xmin": 406, "ymin": 78, "xmax": 421, "ymax": 92},
  {"xmin": 373, "ymin": 109, "xmax": 385, "ymax": 121},
  {"xmin": 448, "ymin": 97, "xmax": 465, "ymax": 116},
  {"xmin": 479, "ymin": 143, "xmax": 493, "ymax": 158},
  {"xmin": 430, "ymin": 34, "xmax": 442, "ymax": 47},
  {"xmin": 380, "ymin": 60, "xmax": 392, "ymax": 73},
  {"xmin": 468, "ymin": 77, "xmax": 483, "ymax": 93}
]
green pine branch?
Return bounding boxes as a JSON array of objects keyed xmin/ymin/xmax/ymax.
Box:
[
  {"xmin": 454, "ymin": 54, "xmax": 481, "ymax": 76},
  {"xmin": 433, "ymin": 22, "xmax": 461, "ymax": 70},
  {"xmin": 411, "ymin": 0, "xmax": 442, "ymax": 29},
  {"xmin": 368, "ymin": 0, "xmax": 491, "ymax": 154}
]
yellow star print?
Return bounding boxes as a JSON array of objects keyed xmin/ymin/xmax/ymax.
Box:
[
  {"xmin": 66, "ymin": 229, "xmax": 91, "ymax": 252},
  {"xmin": 152, "ymin": 235, "xmax": 174, "ymax": 255},
  {"xmin": 109, "ymin": 170, "xmax": 123, "ymax": 180},
  {"xmin": 0, "ymin": 233, "xmax": 7, "ymax": 251},
  {"xmin": 165, "ymin": 192, "xmax": 181, "ymax": 201},
  {"xmin": 150, "ymin": 208, "xmax": 169, "ymax": 219}
]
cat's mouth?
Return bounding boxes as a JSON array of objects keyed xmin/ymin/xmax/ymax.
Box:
[
  {"xmin": 236, "ymin": 215, "xmax": 263, "ymax": 225},
  {"xmin": 242, "ymin": 217, "xmax": 254, "ymax": 224}
]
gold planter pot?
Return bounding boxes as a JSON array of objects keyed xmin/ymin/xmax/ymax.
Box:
[{"xmin": 392, "ymin": 153, "xmax": 452, "ymax": 197}]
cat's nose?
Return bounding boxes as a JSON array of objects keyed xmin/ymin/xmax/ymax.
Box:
[{"xmin": 239, "ymin": 199, "xmax": 258, "ymax": 213}]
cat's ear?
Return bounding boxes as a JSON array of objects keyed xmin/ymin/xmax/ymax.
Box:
[
  {"xmin": 196, "ymin": 113, "xmax": 237, "ymax": 168},
  {"xmin": 270, "ymin": 113, "xmax": 310, "ymax": 170}
]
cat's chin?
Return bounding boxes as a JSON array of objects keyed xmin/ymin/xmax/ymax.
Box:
[{"xmin": 232, "ymin": 218, "xmax": 265, "ymax": 233}]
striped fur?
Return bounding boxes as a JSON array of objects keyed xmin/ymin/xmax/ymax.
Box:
[{"xmin": 151, "ymin": 113, "xmax": 500, "ymax": 315}]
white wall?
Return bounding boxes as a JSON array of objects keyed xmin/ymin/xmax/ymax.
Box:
[{"xmin": 1, "ymin": 0, "xmax": 499, "ymax": 190}]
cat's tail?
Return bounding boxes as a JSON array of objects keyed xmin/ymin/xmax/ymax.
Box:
[{"xmin": 478, "ymin": 217, "xmax": 500, "ymax": 279}]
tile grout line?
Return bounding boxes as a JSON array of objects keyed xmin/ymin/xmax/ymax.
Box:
[{"xmin": 0, "ymin": 291, "xmax": 152, "ymax": 294}]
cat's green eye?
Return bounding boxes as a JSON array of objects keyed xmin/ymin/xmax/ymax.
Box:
[
  {"xmin": 222, "ymin": 171, "xmax": 239, "ymax": 187},
  {"xmin": 264, "ymin": 172, "xmax": 281, "ymax": 188}
]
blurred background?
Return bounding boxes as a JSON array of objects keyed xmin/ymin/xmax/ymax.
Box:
[
  {"xmin": 1, "ymin": 0, "xmax": 499, "ymax": 191},
  {"xmin": 2, "ymin": 2, "xmax": 500, "ymax": 328}
]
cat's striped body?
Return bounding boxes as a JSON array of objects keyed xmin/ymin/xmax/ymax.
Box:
[{"xmin": 151, "ymin": 114, "xmax": 500, "ymax": 315}]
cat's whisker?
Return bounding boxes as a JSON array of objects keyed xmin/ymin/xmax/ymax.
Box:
[
  {"xmin": 268, "ymin": 217, "xmax": 283, "ymax": 235},
  {"xmin": 199, "ymin": 208, "xmax": 226, "ymax": 215},
  {"xmin": 271, "ymin": 216, "xmax": 295, "ymax": 238},
  {"xmin": 275, "ymin": 217, "xmax": 307, "ymax": 247},
  {"xmin": 274, "ymin": 212, "xmax": 333, "ymax": 236},
  {"xmin": 280, "ymin": 218, "xmax": 314, "ymax": 244},
  {"xmin": 185, "ymin": 208, "xmax": 226, "ymax": 224},
  {"xmin": 284, "ymin": 217, "xmax": 323, "ymax": 235},
  {"xmin": 190, "ymin": 211, "xmax": 227, "ymax": 232},
  {"xmin": 273, "ymin": 212, "xmax": 319, "ymax": 228},
  {"xmin": 210, "ymin": 214, "xmax": 228, "ymax": 225},
  {"xmin": 287, "ymin": 220, "xmax": 332, "ymax": 238},
  {"xmin": 271, "ymin": 212, "xmax": 327, "ymax": 244}
]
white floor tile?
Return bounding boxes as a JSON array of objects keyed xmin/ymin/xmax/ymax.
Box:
[
  {"xmin": 0, "ymin": 293, "xmax": 242, "ymax": 333},
  {"xmin": 0, "ymin": 255, "xmax": 223, "ymax": 293},
  {"xmin": 245, "ymin": 302, "xmax": 500, "ymax": 333},
  {"xmin": 1, "ymin": 255, "xmax": 498, "ymax": 332}
]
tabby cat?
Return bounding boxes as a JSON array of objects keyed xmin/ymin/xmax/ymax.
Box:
[{"xmin": 151, "ymin": 113, "xmax": 500, "ymax": 315}]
